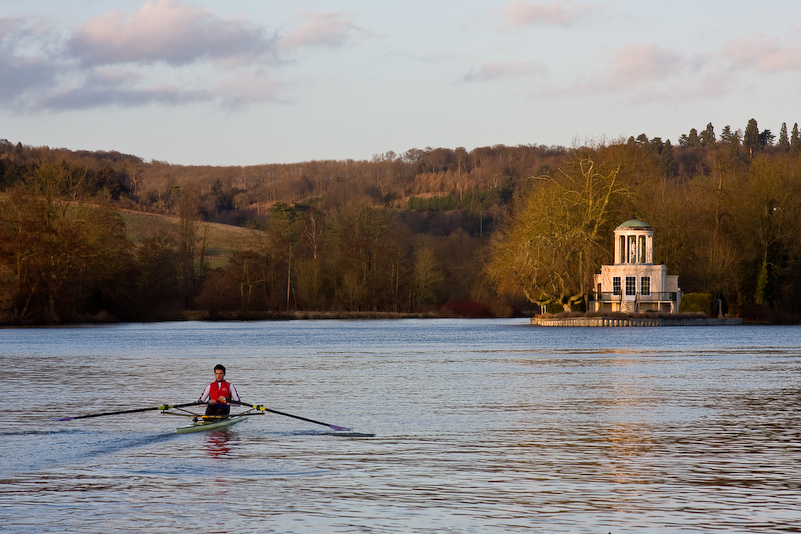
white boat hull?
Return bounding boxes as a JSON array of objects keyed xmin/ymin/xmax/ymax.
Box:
[{"xmin": 176, "ymin": 415, "xmax": 248, "ymax": 434}]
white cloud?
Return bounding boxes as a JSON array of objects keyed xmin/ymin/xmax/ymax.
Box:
[
  {"xmin": 502, "ymin": 0, "xmax": 597, "ymax": 28},
  {"xmin": 549, "ymin": 42, "xmax": 716, "ymax": 103},
  {"xmin": 278, "ymin": 11, "xmax": 363, "ymax": 51},
  {"xmin": 720, "ymin": 32, "xmax": 801, "ymax": 74},
  {"xmin": 607, "ymin": 43, "xmax": 686, "ymax": 86},
  {"xmin": 68, "ymin": 0, "xmax": 276, "ymax": 66},
  {"xmin": 0, "ymin": 2, "xmax": 361, "ymax": 112}
]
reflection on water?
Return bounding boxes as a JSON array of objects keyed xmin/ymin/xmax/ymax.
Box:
[
  {"xmin": 1, "ymin": 320, "xmax": 800, "ymax": 533},
  {"xmin": 205, "ymin": 431, "xmax": 234, "ymax": 459}
]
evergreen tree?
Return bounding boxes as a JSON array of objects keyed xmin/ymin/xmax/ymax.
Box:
[
  {"xmin": 758, "ymin": 129, "xmax": 775, "ymax": 148},
  {"xmin": 659, "ymin": 139, "xmax": 677, "ymax": 178},
  {"xmin": 649, "ymin": 137, "xmax": 664, "ymax": 154},
  {"xmin": 743, "ymin": 118, "xmax": 759, "ymax": 155},
  {"xmin": 778, "ymin": 123, "xmax": 790, "ymax": 151},
  {"xmin": 687, "ymin": 128, "xmax": 701, "ymax": 147},
  {"xmin": 791, "ymin": 123, "xmax": 801, "ymax": 153},
  {"xmin": 720, "ymin": 125, "xmax": 741, "ymax": 144},
  {"xmin": 700, "ymin": 123, "xmax": 716, "ymax": 146}
]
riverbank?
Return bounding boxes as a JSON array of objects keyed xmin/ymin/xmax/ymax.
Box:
[
  {"xmin": 531, "ymin": 314, "xmax": 743, "ymax": 327},
  {"xmin": 196, "ymin": 310, "xmax": 446, "ymax": 321}
]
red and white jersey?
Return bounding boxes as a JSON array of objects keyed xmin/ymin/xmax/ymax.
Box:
[{"xmin": 198, "ymin": 380, "xmax": 239, "ymax": 403}]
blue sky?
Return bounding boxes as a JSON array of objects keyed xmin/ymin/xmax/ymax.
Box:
[{"xmin": 2, "ymin": 0, "xmax": 800, "ymax": 166}]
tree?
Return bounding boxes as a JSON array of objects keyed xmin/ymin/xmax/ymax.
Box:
[
  {"xmin": 265, "ymin": 202, "xmax": 299, "ymax": 310},
  {"xmin": 743, "ymin": 118, "xmax": 760, "ymax": 155},
  {"xmin": 688, "ymin": 129, "xmax": 700, "ymax": 147},
  {"xmin": 659, "ymin": 140, "xmax": 677, "ymax": 178},
  {"xmin": 791, "ymin": 123, "xmax": 801, "ymax": 154},
  {"xmin": 294, "ymin": 208, "xmax": 326, "ymax": 309},
  {"xmin": 679, "ymin": 129, "xmax": 700, "ymax": 147},
  {"xmin": 700, "ymin": 123, "xmax": 716, "ymax": 146},
  {"xmin": 135, "ymin": 231, "xmax": 182, "ymax": 318},
  {"xmin": 484, "ymin": 154, "xmax": 630, "ymax": 310},
  {"xmin": 778, "ymin": 123, "xmax": 790, "ymax": 151},
  {"xmin": 720, "ymin": 125, "xmax": 740, "ymax": 144},
  {"xmin": 730, "ymin": 156, "xmax": 801, "ymax": 311},
  {"xmin": 411, "ymin": 247, "xmax": 443, "ymax": 310},
  {"xmin": 0, "ymin": 187, "xmax": 134, "ymax": 324},
  {"xmin": 176, "ymin": 185, "xmax": 208, "ymax": 308},
  {"xmin": 759, "ymin": 129, "xmax": 775, "ymax": 148},
  {"xmin": 327, "ymin": 199, "xmax": 406, "ymax": 311}
]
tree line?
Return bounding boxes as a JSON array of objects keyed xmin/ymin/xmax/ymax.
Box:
[
  {"xmin": 1, "ymin": 117, "xmax": 800, "ymax": 324},
  {"xmin": 486, "ymin": 119, "xmax": 801, "ymax": 321}
]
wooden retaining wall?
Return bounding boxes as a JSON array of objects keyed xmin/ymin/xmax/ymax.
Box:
[{"xmin": 530, "ymin": 317, "xmax": 743, "ymax": 327}]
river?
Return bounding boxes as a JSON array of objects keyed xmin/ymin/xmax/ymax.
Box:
[{"xmin": 1, "ymin": 319, "xmax": 799, "ymax": 533}]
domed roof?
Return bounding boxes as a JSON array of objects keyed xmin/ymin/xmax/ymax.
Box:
[{"xmin": 617, "ymin": 218, "xmax": 652, "ymax": 230}]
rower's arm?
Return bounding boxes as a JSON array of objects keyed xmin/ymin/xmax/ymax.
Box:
[{"xmin": 198, "ymin": 383, "xmax": 211, "ymax": 403}]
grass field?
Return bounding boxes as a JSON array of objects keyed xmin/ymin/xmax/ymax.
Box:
[
  {"xmin": 119, "ymin": 210, "xmax": 259, "ymax": 269},
  {"xmin": 0, "ymin": 191, "xmax": 256, "ymax": 270}
]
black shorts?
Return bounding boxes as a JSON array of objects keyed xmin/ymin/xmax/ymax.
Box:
[{"xmin": 205, "ymin": 403, "xmax": 231, "ymax": 417}]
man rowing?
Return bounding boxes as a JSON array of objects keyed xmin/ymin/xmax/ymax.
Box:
[{"xmin": 198, "ymin": 364, "xmax": 240, "ymax": 417}]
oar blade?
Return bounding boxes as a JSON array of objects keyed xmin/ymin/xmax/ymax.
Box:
[
  {"xmin": 328, "ymin": 424, "xmax": 352, "ymax": 432},
  {"xmin": 49, "ymin": 416, "xmax": 75, "ymax": 421}
]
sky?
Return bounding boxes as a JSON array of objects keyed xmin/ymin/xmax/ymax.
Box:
[{"xmin": 2, "ymin": 0, "xmax": 801, "ymax": 167}]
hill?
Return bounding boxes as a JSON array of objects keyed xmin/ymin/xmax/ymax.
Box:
[{"xmin": 2, "ymin": 119, "xmax": 801, "ymax": 324}]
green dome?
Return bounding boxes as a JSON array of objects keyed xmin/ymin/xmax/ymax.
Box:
[{"xmin": 617, "ymin": 218, "xmax": 652, "ymax": 229}]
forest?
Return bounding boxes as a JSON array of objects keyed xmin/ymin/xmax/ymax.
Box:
[{"xmin": 1, "ymin": 117, "xmax": 800, "ymax": 325}]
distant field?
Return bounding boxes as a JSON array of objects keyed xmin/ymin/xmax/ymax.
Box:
[
  {"xmin": 119, "ymin": 210, "xmax": 259, "ymax": 269},
  {"xmin": 0, "ymin": 193, "xmax": 256, "ymax": 269}
]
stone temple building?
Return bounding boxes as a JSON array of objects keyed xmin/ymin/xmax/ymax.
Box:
[{"xmin": 589, "ymin": 218, "xmax": 682, "ymax": 313}]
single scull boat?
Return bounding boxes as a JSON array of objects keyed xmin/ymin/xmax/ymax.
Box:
[
  {"xmin": 51, "ymin": 400, "xmax": 356, "ymax": 434},
  {"xmin": 175, "ymin": 414, "xmax": 250, "ymax": 434}
]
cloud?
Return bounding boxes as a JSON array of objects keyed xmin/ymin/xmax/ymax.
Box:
[
  {"xmin": 461, "ymin": 61, "xmax": 546, "ymax": 83},
  {"xmin": 607, "ymin": 43, "xmax": 686, "ymax": 86},
  {"xmin": 214, "ymin": 70, "xmax": 290, "ymax": 108},
  {"xmin": 0, "ymin": 3, "xmax": 360, "ymax": 113},
  {"xmin": 68, "ymin": 0, "xmax": 276, "ymax": 66},
  {"xmin": 278, "ymin": 11, "xmax": 363, "ymax": 51},
  {"xmin": 720, "ymin": 32, "xmax": 801, "ymax": 74},
  {"xmin": 502, "ymin": 0, "xmax": 596, "ymax": 28},
  {"xmin": 0, "ymin": 17, "xmax": 62, "ymax": 105},
  {"xmin": 41, "ymin": 82, "xmax": 210, "ymax": 110},
  {"xmin": 550, "ymin": 42, "xmax": 712, "ymax": 103}
]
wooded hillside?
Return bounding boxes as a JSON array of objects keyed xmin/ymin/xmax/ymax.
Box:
[{"xmin": 1, "ymin": 117, "xmax": 800, "ymax": 324}]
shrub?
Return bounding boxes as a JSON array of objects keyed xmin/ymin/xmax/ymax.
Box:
[{"xmin": 680, "ymin": 293, "xmax": 713, "ymax": 314}]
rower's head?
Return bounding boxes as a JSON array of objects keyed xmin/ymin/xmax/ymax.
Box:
[{"xmin": 213, "ymin": 364, "xmax": 226, "ymax": 381}]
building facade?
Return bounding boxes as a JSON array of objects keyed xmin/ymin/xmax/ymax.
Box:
[{"xmin": 589, "ymin": 218, "xmax": 682, "ymax": 313}]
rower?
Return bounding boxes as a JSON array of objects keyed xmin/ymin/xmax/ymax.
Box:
[{"xmin": 198, "ymin": 364, "xmax": 240, "ymax": 417}]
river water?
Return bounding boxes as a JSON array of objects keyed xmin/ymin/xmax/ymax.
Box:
[{"xmin": 1, "ymin": 319, "xmax": 799, "ymax": 533}]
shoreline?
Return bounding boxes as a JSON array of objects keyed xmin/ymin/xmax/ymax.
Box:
[{"xmin": 531, "ymin": 316, "xmax": 744, "ymax": 327}]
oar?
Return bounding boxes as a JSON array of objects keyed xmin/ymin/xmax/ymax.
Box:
[
  {"xmin": 50, "ymin": 402, "xmax": 204, "ymax": 421},
  {"xmin": 234, "ymin": 401, "xmax": 351, "ymax": 431}
]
